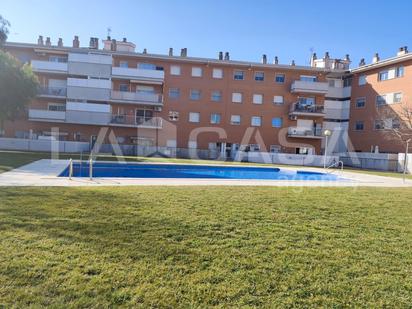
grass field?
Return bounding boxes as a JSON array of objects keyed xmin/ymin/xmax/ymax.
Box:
[
  {"xmin": 0, "ymin": 186, "xmax": 411, "ymax": 307},
  {"xmin": 0, "ymin": 150, "xmax": 411, "ymax": 179}
]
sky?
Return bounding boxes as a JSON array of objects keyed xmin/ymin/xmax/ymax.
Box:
[{"xmin": 1, "ymin": 0, "xmax": 412, "ymax": 68}]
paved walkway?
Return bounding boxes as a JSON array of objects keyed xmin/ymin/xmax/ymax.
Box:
[{"xmin": 0, "ymin": 159, "xmax": 411, "ymax": 187}]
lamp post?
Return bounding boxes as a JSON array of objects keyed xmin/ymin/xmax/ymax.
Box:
[
  {"xmin": 323, "ymin": 129, "xmax": 332, "ymax": 168},
  {"xmin": 403, "ymin": 138, "xmax": 411, "ymax": 183}
]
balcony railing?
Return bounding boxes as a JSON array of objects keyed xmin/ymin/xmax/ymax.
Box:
[
  {"xmin": 31, "ymin": 60, "xmax": 68, "ymax": 73},
  {"xmin": 291, "ymin": 80, "xmax": 329, "ymax": 94},
  {"xmin": 288, "ymin": 127, "xmax": 323, "ymax": 138},
  {"xmin": 28, "ymin": 109, "xmax": 66, "ymax": 122},
  {"xmin": 38, "ymin": 86, "xmax": 67, "ymax": 97},
  {"xmin": 289, "ymin": 103, "xmax": 325, "ymax": 115},
  {"xmin": 111, "ymin": 67, "xmax": 165, "ymax": 82},
  {"xmin": 111, "ymin": 115, "xmax": 162, "ymax": 128},
  {"xmin": 111, "ymin": 90, "xmax": 163, "ymax": 104}
]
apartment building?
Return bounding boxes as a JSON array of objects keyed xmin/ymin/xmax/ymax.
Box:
[
  {"xmin": 2, "ymin": 35, "xmax": 352, "ymax": 158},
  {"xmin": 349, "ymin": 48, "xmax": 412, "ymax": 153}
]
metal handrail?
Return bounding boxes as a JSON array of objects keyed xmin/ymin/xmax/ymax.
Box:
[{"xmin": 326, "ymin": 160, "xmax": 344, "ymax": 173}]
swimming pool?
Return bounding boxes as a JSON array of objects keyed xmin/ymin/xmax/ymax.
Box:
[{"xmin": 59, "ymin": 162, "xmax": 341, "ymax": 181}]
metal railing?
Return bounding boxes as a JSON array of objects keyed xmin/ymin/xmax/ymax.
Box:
[
  {"xmin": 38, "ymin": 86, "xmax": 67, "ymax": 97},
  {"xmin": 111, "ymin": 90, "xmax": 163, "ymax": 104},
  {"xmin": 288, "ymin": 127, "xmax": 323, "ymax": 137},
  {"xmin": 110, "ymin": 115, "xmax": 163, "ymax": 128},
  {"xmin": 290, "ymin": 102, "xmax": 324, "ymax": 114}
]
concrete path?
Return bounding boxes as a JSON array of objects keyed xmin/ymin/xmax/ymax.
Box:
[{"xmin": 0, "ymin": 159, "xmax": 411, "ymax": 187}]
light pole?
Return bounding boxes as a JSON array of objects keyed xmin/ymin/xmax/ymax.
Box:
[{"xmin": 323, "ymin": 129, "xmax": 332, "ymax": 168}]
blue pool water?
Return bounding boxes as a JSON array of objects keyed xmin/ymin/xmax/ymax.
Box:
[{"xmin": 59, "ymin": 162, "xmax": 340, "ymax": 181}]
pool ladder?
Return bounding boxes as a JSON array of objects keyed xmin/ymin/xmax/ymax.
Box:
[
  {"xmin": 325, "ymin": 160, "xmax": 344, "ymax": 174},
  {"xmin": 68, "ymin": 157, "xmax": 93, "ymax": 180}
]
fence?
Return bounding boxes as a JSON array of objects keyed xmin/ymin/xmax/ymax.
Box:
[
  {"xmin": 339, "ymin": 152, "xmax": 412, "ymax": 173},
  {"xmin": 247, "ymin": 151, "xmax": 339, "ymax": 167}
]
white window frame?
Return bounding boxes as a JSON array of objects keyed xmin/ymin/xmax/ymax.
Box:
[
  {"xmin": 170, "ymin": 65, "xmax": 181, "ymax": 76},
  {"xmin": 253, "ymin": 94, "xmax": 263, "ymax": 104},
  {"xmin": 210, "ymin": 113, "xmax": 221, "ymax": 124},
  {"xmin": 358, "ymin": 75, "xmax": 366, "ymax": 86},
  {"xmin": 230, "ymin": 115, "xmax": 241, "ymax": 125},
  {"xmin": 232, "ymin": 92, "xmax": 243, "ymax": 103},
  {"xmin": 251, "ymin": 116, "xmax": 262, "ymax": 127},
  {"xmin": 189, "ymin": 112, "xmax": 200, "ymax": 123},
  {"xmin": 273, "ymin": 95, "xmax": 284, "ymax": 104},
  {"xmin": 212, "ymin": 68, "xmax": 223, "ymax": 79},
  {"xmin": 355, "ymin": 97, "xmax": 366, "ymax": 108},
  {"xmin": 191, "ymin": 67, "xmax": 203, "ymax": 77}
]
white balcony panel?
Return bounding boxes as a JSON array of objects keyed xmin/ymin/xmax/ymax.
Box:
[
  {"xmin": 65, "ymin": 110, "xmax": 111, "ymax": 125},
  {"xmin": 112, "ymin": 67, "xmax": 164, "ymax": 82},
  {"xmin": 28, "ymin": 109, "xmax": 66, "ymax": 121},
  {"xmin": 67, "ymin": 78, "xmax": 111, "ymax": 89},
  {"xmin": 31, "ymin": 60, "xmax": 68, "ymax": 73},
  {"xmin": 111, "ymin": 90, "xmax": 163, "ymax": 104},
  {"xmin": 66, "ymin": 102, "xmax": 111, "ymax": 113},
  {"xmin": 291, "ymin": 80, "xmax": 329, "ymax": 94},
  {"xmin": 68, "ymin": 53, "xmax": 112, "ymax": 65}
]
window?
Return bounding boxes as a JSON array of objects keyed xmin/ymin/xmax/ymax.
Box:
[
  {"xmin": 211, "ymin": 90, "xmax": 222, "ymax": 102},
  {"xmin": 358, "ymin": 75, "xmax": 366, "ymax": 86},
  {"xmin": 232, "ymin": 92, "xmax": 243, "ymax": 103},
  {"xmin": 230, "ymin": 115, "xmax": 241, "ymax": 125},
  {"xmin": 343, "ymin": 77, "xmax": 352, "ymax": 87},
  {"xmin": 48, "ymin": 103, "xmax": 65, "ymax": 111},
  {"xmin": 251, "ymin": 116, "xmax": 262, "ymax": 127},
  {"xmin": 379, "ymin": 70, "xmax": 389, "ymax": 81},
  {"xmin": 271, "ymin": 117, "xmax": 283, "ymax": 128},
  {"xmin": 119, "ymin": 61, "xmax": 128, "ymax": 68},
  {"xmin": 253, "ymin": 94, "xmax": 263, "ymax": 104},
  {"xmin": 136, "ymin": 85, "xmax": 154, "ymax": 94},
  {"xmin": 300, "ymin": 75, "xmax": 317, "ymax": 82},
  {"xmin": 191, "ymin": 67, "xmax": 202, "ymax": 77},
  {"xmin": 212, "ymin": 68, "xmax": 223, "ymax": 79},
  {"xmin": 254, "ymin": 72, "xmax": 264, "ymax": 81},
  {"xmin": 189, "ymin": 112, "xmax": 200, "ymax": 123},
  {"xmin": 355, "ymin": 121, "xmax": 364, "ymax": 131},
  {"xmin": 298, "ymin": 97, "xmax": 315, "ymax": 106},
  {"xmin": 168, "ymin": 111, "xmax": 179, "ymax": 122},
  {"xmin": 170, "ymin": 65, "xmax": 181, "ymax": 75},
  {"xmin": 396, "ymin": 66, "xmax": 404, "ymax": 78},
  {"xmin": 273, "ymin": 96, "xmax": 284, "ymax": 105},
  {"xmin": 270, "ymin": 145, "xmax": 281, "ymax": 153},
  {"xmin": 392, "ymin": 118, "xmax": 401, "ymax": 129},
  {"xmin": 119, "ymin": 84, "xmax": 129, "ymax": 92},
  {"xmin": 210, "ymin": 113, "xmax": 221, "ymax": 124},
  {"xmin": 49, "ymin": 56, "xmax": 67, "ymax": 63},
  {"xmin": 138, "ymin": 63, "xmax": 156, "ymax": 70},
  {"xmin": 275, "ymin": 73, "xmax": 285, "ymax": 83},
  {"xmin": 394, "ymin": 92, "xmax": 402, "ymax": 103},
  {"xmin": 136, "ymin": 109, "xmax": 154, "ymax": 124},
  {"xmin": 190, "ymin": 89, "xmax": 201, "ymax": 100},
  {"xmin": 234, "ymin": 70, "xmax": 244, "ymax": 80},
  {"xmin": 376, "ymin": 95, "xmax": 387, "ymax": 106},
  {"xmin": 355, "ymin": 97, "xmax": 366, "ymax": 108},
  {"xmin": 374, "ymin": 120, "xmax": 385, "ymax": 130},
  {"xmin": 169, "ymin": 88, "xmax": 180, "ymax": 99}
]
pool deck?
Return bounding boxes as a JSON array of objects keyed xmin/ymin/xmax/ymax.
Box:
[{"xmin": 0, "ymin": 159, "xmax": 411, "ymax": 187}]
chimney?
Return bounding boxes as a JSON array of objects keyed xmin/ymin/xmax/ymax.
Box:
[
  {"xmin": 111, "ymin": 39, "xmax": 117, "ymax": 51},
  {"xmin": 169, "ymin": 48, "xmax": 173, "ymax": 56},
  {"xmin": 291, "ymin": 60, "xmax": 295, "ymax": 66},
  {"xmin": 359, "ymin": 58, "xmax": 366, "ymax": 66},
  {"xmin": 397, "ymin": 46, "xmax": 408, "ymax": 56},
  {"xmin": 180, "ymin": 48, "xmax": 187, "ymax": 57},
  {"xmin": 89, "ymin": 37, "xmax": 98, "ymax": 49},
  {"xmin": 345, "ymin": 54, "xmax": 350, "ymax": 61},
  {"xmin": 273, "ymin": 56, "xmax": 279, "ymax": 65},
  {"xmin": 218, "ymin": 51, "xmax": 223, "ymax": 60},
  {"xmin": 57, "ymin": 38, "xmax": 63, "ymax": 47},
  {"xmin": 261, "ymin": 54, "xmax": 267, "ymax": 64},
  {"xmin": 372, "ymin": 52, "xmax": 380, "ymax": 63},
  {"xmin": 107, "ymin": 36, "xmax": 111, "ymax": 41},
  {"xmin": 224, "ymin": 52, "xmax": 230, "ymax": 61},
  {"xmin": 310, "ymin": 52, "xmax": 317, "ymax": 67},
  {"xmin": 73, "ymin": 36, "xmax": 80, "ymax": 48},
  {"xmin": 122, "ymin": 37, "xmax": 127, "ymax": 42},
  {"xmin": 37, "ymin": 35, "xmax": 44, "ymax": 46},
  {"xmin": 324, "ymin": 51, "xmax": 330, "ymax": 59},
  {"xmin": 45, "ymin": 37, "xmax": 51, "ymax": 46},
  {"xmin": 143, "ymin": 48, "xmax": 147, "ymax": 54}
]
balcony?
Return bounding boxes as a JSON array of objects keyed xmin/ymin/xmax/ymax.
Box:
[
  {"xmin": 287, "ymin": 127, "xmax": 323, "ymax": 139},
  {"xmin": 31, "ymin": 60, "xmax": 68, "ymax": 74},
  {"xmin": 289, "ymin": 103, "xmax": 325, "ymax": 117},
  {"xmin": 67, "ymin": 78, "xmax": 111, "ymax": 101},
  {"xmin": 110, "ymin": 115, "xmax": 163, "ymax": 129},
  {"xmin": 68, "ymin": 53, "xmax": 112, "ymax": 65},
  {"xmin": 112, "ymin": 67, "xmax": 164, "ymax": 84},
  {"xmin": 68, "ymin": 53, "xmax": 112, "ymax": 77},
  {"xmin": 37, "ymin": 86, "xmax": 67, "ymax": 98},
  {"xmin": 111, "ymin": 90, "xmax": 163, "ymax": 105},
  {"xmin": 28, "ymin": 109, "xmax": 66, "ymax": 122},
  {"xmin": 291, "ymin": 80, "xmax": 329, "ymax": 94}
]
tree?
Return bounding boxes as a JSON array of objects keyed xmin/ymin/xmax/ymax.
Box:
[
  {"xmin": 378, "ymin": 102, "xmax": 412, "ymax": 146},
  {"xmin": 0, "ymin": 15, "xmax": 10, "ymax": 47},
  {"xmin": 0, "ymin": 51, "xmax": 38, "ymax": 134}
]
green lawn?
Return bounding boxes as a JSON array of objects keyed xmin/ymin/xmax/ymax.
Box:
[
  {"xmin": 0, "ymin": 150, "xmax": 411, "ymax": 179},
  {"xmin": 0, "ymin": 186, "xmax": 411, "ymax": 307}
]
